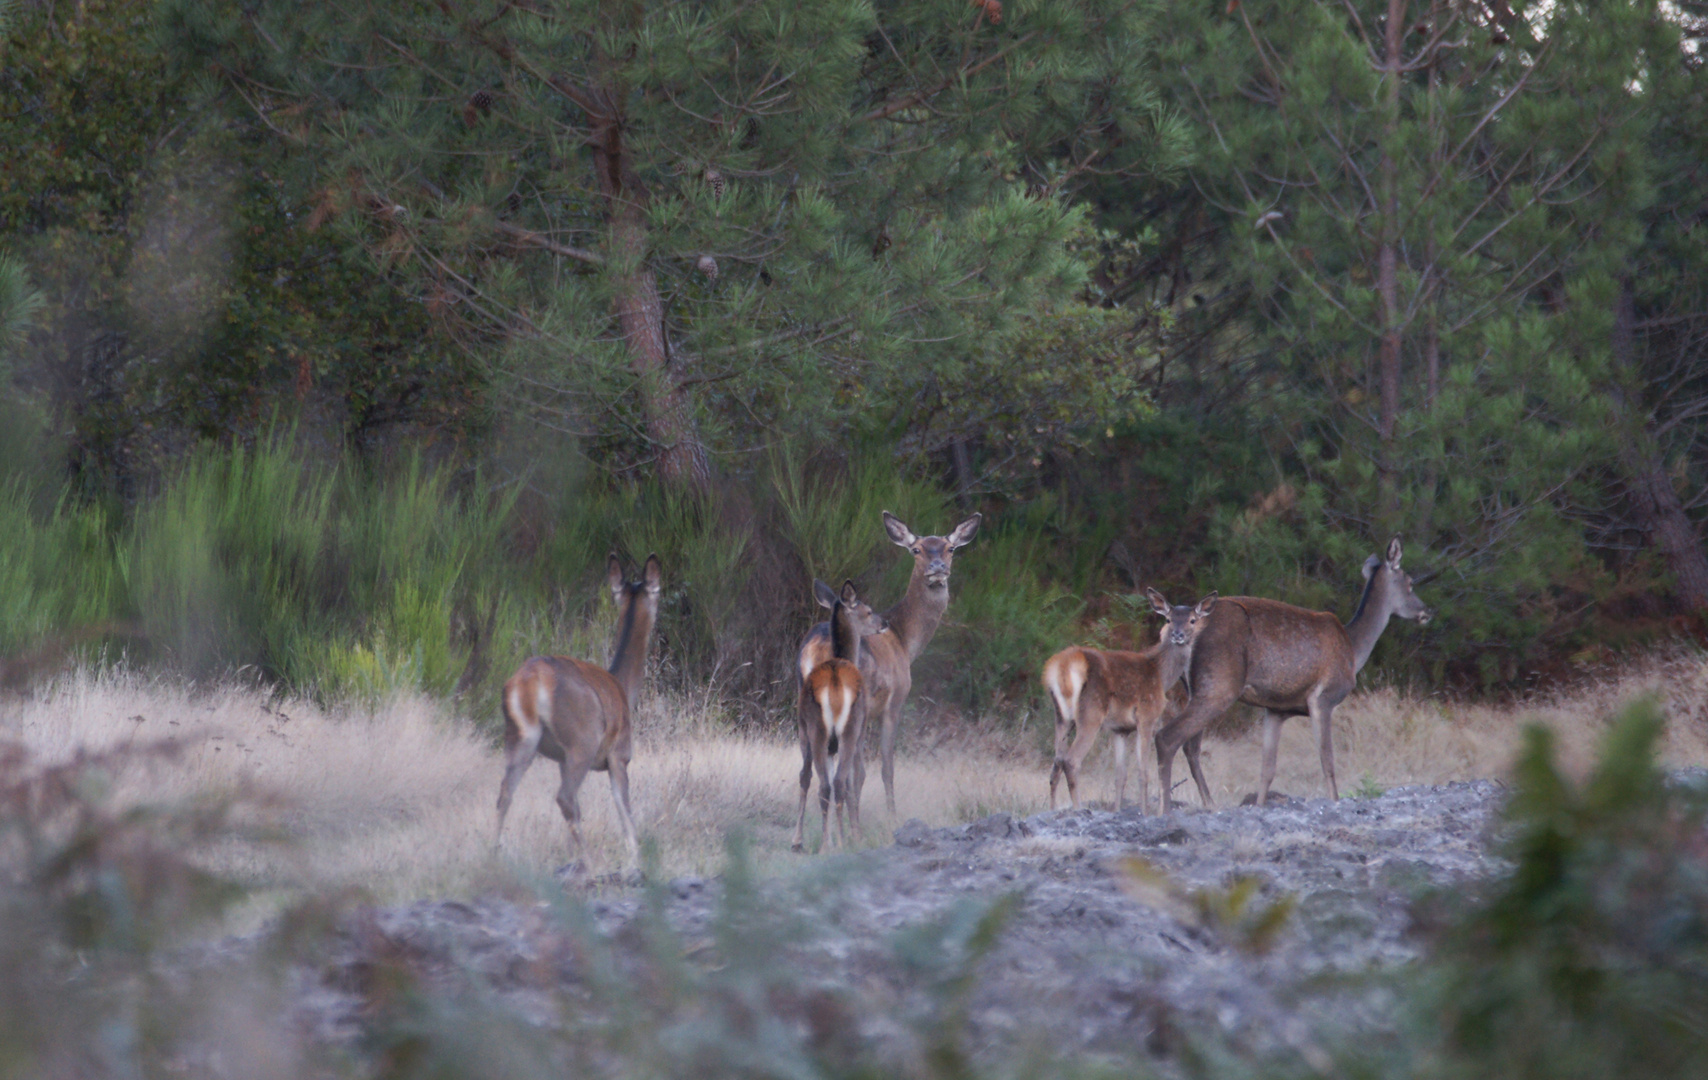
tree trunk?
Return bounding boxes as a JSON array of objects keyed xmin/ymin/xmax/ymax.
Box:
[
  {"xmin": 591, "ymin": 107, "xmax": 711, "ymax": 491},
  {"xmin": 1611, "ymin": 280, "xmax": 1708, "ymax": 611},
  {"xmin": 1375, "ymin": 0, "xmax": 1406, "ymax": 522}
]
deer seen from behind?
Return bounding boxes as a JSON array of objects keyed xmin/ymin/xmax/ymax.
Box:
[
  {"xmin": 796, "ymin": 511, "xmax": 982, "ymax": 817},
  {"xmin": 792, "ymin": 579, "xmax": 887, "ymax": 853},
  {"xmin": 495, "ymin": 553, "xmax": 662, "ymax": 868},
  {"xmin": 1044, "ymin": 589, "xmax": 1217, "ymax": 814},
  {"xmin": 1154, "ymin": 537, "xmax": 1432, "ymax": 809}
]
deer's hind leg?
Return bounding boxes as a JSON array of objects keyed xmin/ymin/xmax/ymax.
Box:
[
  {"xmin": 791, "ymin": 701, "xmax": 817, "ymax": 853},
  {"xmin": 1057, "ymin": 698, "xmax": 1107, "ymax": 811},
  {"xmin": 1048, "ymin": 695, "xmax": 1076, "ymax": 810},
  {"xmin": 496, "ymin": 712, "xmax": 543, "ymax": 845},
  {"xmin": 835, "ymin": 696, "xmax": 868, "ymax": 845},
  {"xmin": 815, "ymin": 741, "xmax": 837, "ymax": 853}
]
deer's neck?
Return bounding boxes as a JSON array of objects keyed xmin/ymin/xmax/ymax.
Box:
[
  {"xmin": 829, "ymin": 604, "xmax": 858, "ymax": 662},
  {"xmin": 1158, "ymin": 640, "xmax": 1193, "ymax": 689},
  {"xmin": 1344, "ymin": 575, "xmax": 1392, "ymax": 675},
  {"xmin": 607, "ymin": 599, "xmax": 656, "ymax": 703},
  {"xmin": 884, "ymin": 574, "xmax": 951, "ymax": 660},
  {"xmin": 1143, "ymin": 638, "xmax": 1193, "ymax": 694}
]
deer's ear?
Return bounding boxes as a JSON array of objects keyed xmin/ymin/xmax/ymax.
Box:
[
  {"xmin": 607, "ymin": 553, "xmax": 627, "ymax": 601},
  {"xmin": 1387, "ymin": 536, "xmax": 1404, "ymax": 568},
  {"xmin": 1194, "ymin": 592, "xmax": 1218, "ymax": 617},
  {"xmin": 947, "ymin": 512, "xmax": 982, "ymax": 549},
  {"xmin": 882, "ymin": 511, "xmax": 918, "ymax": 549},
  {"xmin": 840, "ymin": 579, "xmax": 859, "ymax": 605},
  {"xmin": 1362, "ymin": 554, "xmax": 1382, "ymax": 580},
  {"xmin": 643, "ymin": 554, "xmax": 663, "ymax": 594},
  {"xmin": 813, "ymin": 580, "xmax": 838, "ymax": 610},
  {"xmin": 1144, "ymin": 586, "xmax": 1170, "ymax": 617}
]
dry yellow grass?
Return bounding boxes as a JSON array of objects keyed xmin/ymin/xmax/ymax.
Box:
[
  {"xmin": 0, "ymin": 669, "xmax": 1041, "ymax": 904},
  {"xmin": 1182, "ymin": 645, "xmax": 1708, "ymax": 804},
  {"xmin": 4, "ymin": 647, "xmax": 1706, "ymax": 911}
]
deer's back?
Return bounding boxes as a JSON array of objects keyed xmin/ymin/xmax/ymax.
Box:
[
  {"xmin": 505, "ymin": 656, "xmax": 629, "ymax": 743},
  {"xmin": 1193, "ymin": 597, "xmax": 1354, "ymax": 710},
  {"xmin": 1086, "ymin": 648, "xmax": 1169, "ymax": 714},
  {"xmin": 800, "ymin": 621, "xmax": 906, "ymax": 701}
]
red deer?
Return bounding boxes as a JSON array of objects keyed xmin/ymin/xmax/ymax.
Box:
[
  {"xmin": 495, "ymin": 553, "xmax": 661, "ymax": 866},
  {"xmin": 797, "ymin": 511, "xmax": 981, "ymax": 816},
  {"xmin": 1044, "ymin": 589, "xmax": 1217, "ymax": 814},
  {"xmin": 792, "ymin": 579, "xmax": 887, "ymax": 852},
  {"xmin": 1154, "ymin": 537, "xmax": 1432, "ymax": 809}
]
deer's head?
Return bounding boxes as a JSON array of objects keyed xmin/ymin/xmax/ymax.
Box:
[
  {"xmin": 1146, "ymin": 587, "xmax": 1218, "ymax": 648},
  {"xmin": 882, "ymin": 511, "xmax": 982, "ymax": 591},
  {"xmin": 608, "ymin": 552, "xmax": 664, "ymax": 620},
  {"xmin": 814, "ymin": 578, "xmax": 888, "ymax": 636},
  {"xmin": 1362, "ymin": 537, "xmax": 1431, "ymax": 625}
]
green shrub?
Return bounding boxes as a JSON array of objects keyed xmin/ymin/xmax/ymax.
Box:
[{"xmin": 1415, "ymin": 700, "xmax": 1708, "ymax": 1079}]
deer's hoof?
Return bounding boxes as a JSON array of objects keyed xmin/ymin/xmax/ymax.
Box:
[{"xmin": 790, "ymin": 842, "xmax": 805, "ymax": 854}]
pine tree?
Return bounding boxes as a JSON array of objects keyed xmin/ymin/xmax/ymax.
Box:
[
  {"xmin": 1558, "ymin": 0, "xmax": 1708, "ymax": 610},
  {"xmin": 163, "ymin": 0, "xmax": 1183, "ymax": 489},
  {"xmin": 1158, "ymin": 0, "xmax": 1660, "ymax": 676}
]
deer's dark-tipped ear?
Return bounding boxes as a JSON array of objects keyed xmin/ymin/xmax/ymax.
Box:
[
  {"xmin": 813, "ymin": 580, "xmax": 838, "ymax": 610},
  {"xmin": 643, "ymin": 553, "xmax": 663, "ymax": 594},
  {"xmin": 1387, "ymin": 536, "xmax": 1404, "ymax": 568},
  {"xmin": 882, "ymin": 510, "xmax": 918, "ymax": 548},
  {"xmin": 840, "ymin": 579, "xmax": 859, "ymax": 605},
  {"xmin": 1194, "ymin": 592, "xmax": 1219, "ymax": 617},
  {"xmin": 1144, "ymin": 586, "xmax": 1170, "ymax": 617},
  {"xmin": 607, "ymin": 553, "xmax": 627, "ymax": 601},
  {"xmin": 1362, "ymin": 554, "xmax": 1382, "ymax": 581},
  {"xmin": 947, "ymin": 512, "xmax": 982, "ymax": 549}
]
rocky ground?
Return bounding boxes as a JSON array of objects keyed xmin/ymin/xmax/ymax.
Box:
[{"xmin": 240, "ymin": 779, "xmax": 1512, "ymax": 1069}]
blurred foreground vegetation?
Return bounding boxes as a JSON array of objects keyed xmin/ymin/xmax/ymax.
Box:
[{"xmin": 3, "ymin": 0, "xmax": 1708, "ymax": 713}]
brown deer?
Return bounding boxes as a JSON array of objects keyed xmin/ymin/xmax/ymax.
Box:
[
  {"xmin": 495, "ymin": 553, "xmax": 661, "ymax": 866},
  {"xmin": 792, "ymin": 579, "xmax": 888, "ymax": 853},
  {"xmin": 1154, "ymin": 537, "xmax": 1432, "ymax": 809},
  {"xmin": 1044, "ymin": 589, "xmax": 1217, "ymax": 814},
  {"xmin": 796, "ymin": 510, "xmax": 981, "ymax": 816}
]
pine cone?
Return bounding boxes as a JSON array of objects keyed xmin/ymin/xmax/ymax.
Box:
[
  {"xmin": 462, "ymin": 89, "xmax": 493, "ymax": 127},
  {"xmin": 696, "ymin": 255, "xmax": 719, "ymax": 280},
  {"xmin": 703, "ymin": 167, "xmax": 726, "ymax": 200}
]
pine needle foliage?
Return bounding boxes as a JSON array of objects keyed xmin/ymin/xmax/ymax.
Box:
[{"xmin": 160, "ymin": 0, "xmax": 1186, "ymax": 484}]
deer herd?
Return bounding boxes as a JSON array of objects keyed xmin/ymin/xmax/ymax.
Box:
[{"xmin": 496, "ymin": 512, "xmax": 1432, "ymax": 866}]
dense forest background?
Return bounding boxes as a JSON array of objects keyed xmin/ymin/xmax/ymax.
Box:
[{"xmin": 3, "ymin": 0, "xmax": 1707, "ymax": 725}]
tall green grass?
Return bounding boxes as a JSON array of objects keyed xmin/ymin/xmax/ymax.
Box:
[
  {"xmin": 0, "ymin": 482, "xmax": 119, "ymax": 656},
  {"xmin": 0, "ymin": 434, "xmax": 1114, "ymax": 725}
]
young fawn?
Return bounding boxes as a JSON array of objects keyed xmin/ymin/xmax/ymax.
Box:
[
  {"xmin": 793, "ymin": 579, "xmax": 887, "ymax": 852},
  {"xmin": 1044, "ymin": 588, "xmax": 1217, "ymax": 814}
]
